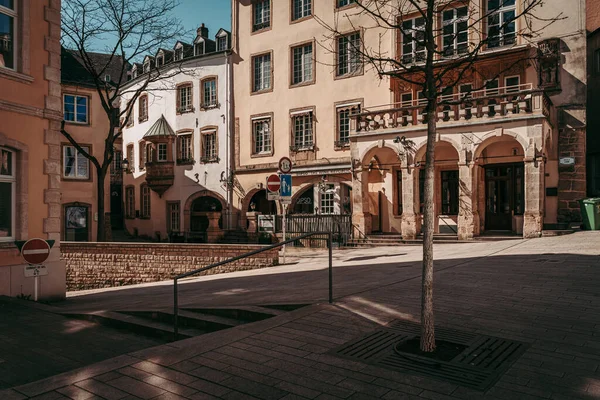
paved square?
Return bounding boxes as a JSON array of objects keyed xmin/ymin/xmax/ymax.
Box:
[{"xmin": 2, "ymin": 232, "xmax": 600, "ymax": 399}]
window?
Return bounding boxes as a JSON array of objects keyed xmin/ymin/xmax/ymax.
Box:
[
  {"xmin": 459, "ymin": 83, "xmax": 473, "ymax": 99},
  {"xmin": 292, "ymin": 0, "xmax": 311, "ymax": 21},
  {"xmin": 202, "ymin": 78, "xmax": 217, "ymax": 108},
  {"xmin": 139, "ymin": 95, "xmax": 148, "ymax": 122},
  {"xmin": 126, "ymin": 102, "xmax": 134, "ymax": 127},
  {"xmin": 177, "ymin": 133, "xmax": 193, "ymax": 163},
  {"xmin": 487, "ymin": 0, "xmax": 516, "ymax": 48},
  {"xmin": 104, "ymin": 74, "xmax": 111, "ymax": 82},
  {"xmin": 168, "ymin": 202, "xmax": 180, "ymax": 233},
  {"xmin": 217, "ymin": 35, "xmax": 228, "ymax": 51},
  {"xmin": 64, "ymin": 205, "xmax": 89, "ymax": 241},
  {"xmin": 0, "ymin": 0, "xmax": 16, "ymax": 69},
  {"xmin": 505, "ymin": 76, "xmax": 520, "ymax": 93},
  {"xmin": 146, "ymin": 143, "xmax": 154, "ymax": 163},
  {"xmin": 253, "ymin": 117, "xmax": 272, "ymax": 154},
  {"xmin": 111, "ymin": 150, "xmax": 122, "ymax": 177},
  {"xmin": 485, "ymin": 79, "xmax": 499, "ymax": 96},
  {"xmin": 292, "ymin": 43, "xmax": 313, "ymax": 85},
  {"xmin": 138, "ymin": 141, "xmax": 146, "ymax": 170},
  {"xmin": 0, "ymin": 147, "xmax": 15, "ymax": 240},
  {"xmin": 441, "ymin": 170, "xmax": 459, "ymax": 215},
  {"xmin": 292, "ymin": 111, "xmax": 313, "ymax": 150},
  {"xmin": 400, "ymin": 92, "xmax": 413, "ymax": 107},
  {"xmin": 141, "ymin": 184, "xmax": 151, "ymax": 218},
  {"xmin": 157, "ymin": 143, "xmax": 168, "ymax": 161},
  {"xmin": 174, "ymin": 47, "xmax": 183, "ymax": 61},
  {"xmin": 194, "ymin": 42, "xmax": 204, "ymax": 56},
  {"xmin": 253, "ymin": 0, "xmax": 270, "ymax": 32},
  {"xmin": 336, "ymin": 103, "xmax": 360, "ymax": 146},
  {"xmin": 252, "ymin": 53, "xmax": 271, "ymax": 92},
  {"xmin": 64, "ymin": 95, "xmax": 89, "ymax": 124},
  {"xmin": 320, "ymin": 185, "xmax": 335, "ymax": 215},
  {"xmin": 156, "ymin": 56, "xmax": 163, "ymax": 67},
  {"xmin": 442, "ymin": 6, "xmax": 468, "ymax": 57},
  {"xmin": 201, "ymin": 130, "xmax": 218, "ymax": 162},
  {"xmin": 143, "ymin": 61, "xmax": 150, "ymax": 73},
  {"xmin": 126, "ymin": 144, "xmax": 134, "ymax": 170},
  {"xmin": 177, "ymin": 84, "xmax": 193, "ymax": 113},
  {"xmin": 337, "ymin": 32, "xmax": 362, "ymax": 77},
  {"xmin": 337, "ymin": 0, "xmax": 356, "ymax": 8},
  {"xmin": 402, "ymin": 17, "xmax": 426, "ymax": 64},
  {"xmin": 125, "ymin": 186, "xmax": 135, "ymax": 219},
  {"xmin": 63, "ymin": 145, "xmax": 90, "ymax": 180}
]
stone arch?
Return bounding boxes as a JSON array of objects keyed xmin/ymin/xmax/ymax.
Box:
[
  {"xmin": 473, "ymin": 129, "xmax": 528, "ymax": 160},
  {"xmin": 241, "ymin": 188, "xmax": 282, "ymax": 215},
  {"xmin": 360, "ymin": 141, "xmax": 401, "ymax": 167},
  {"xmin": 184, "ymin": 189, "xmax": 227, "ymax": 213},
  {"xmin": 413, "ymin": 137, "xmax": 461, "ymax": 163}
]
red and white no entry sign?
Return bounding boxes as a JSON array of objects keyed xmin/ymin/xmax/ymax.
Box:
[
  {"xmin": 267, "ymin": 174, "xmax": 281, "ymax": 193},
  {"xmin": 21, "ymin": 238, "xmax": 51, "ymax": 265}
]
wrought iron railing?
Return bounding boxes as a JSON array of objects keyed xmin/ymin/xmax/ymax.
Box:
[
  {"xmin": 275, "ymin": 214, "xmax": 353, "ymax": 246},
  {"xmin": 173, "ymin": 231, "xmax": 334, "ymax": 339}
]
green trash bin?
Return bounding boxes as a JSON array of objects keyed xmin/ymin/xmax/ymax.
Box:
[{"xmin": 579, "ymin": 198, "xmax": 600, "ymax": 230}]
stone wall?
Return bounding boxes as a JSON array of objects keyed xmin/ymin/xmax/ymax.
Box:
[{"xmin": 62, "ymin": 242, "xmax": 279, "ymax": 291}]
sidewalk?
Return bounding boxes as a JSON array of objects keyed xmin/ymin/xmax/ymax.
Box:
[{"xmin": 2, "ymin": 232, "xmax": 600, "ymax": 399}]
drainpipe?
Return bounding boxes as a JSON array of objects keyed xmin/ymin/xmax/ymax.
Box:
[{"xmin": 225, "ymin": 51, "xmax": 233, "ymax": 230}]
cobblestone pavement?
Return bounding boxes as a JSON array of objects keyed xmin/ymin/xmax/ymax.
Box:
[{"xmin": 2, "ymin": 232, "xmax": 600, "ymax": 399}]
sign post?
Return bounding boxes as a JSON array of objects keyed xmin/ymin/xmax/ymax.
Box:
[
  {"xmin": 278, "ymin": 157, "xmax": 293, "ymax": 263},
  {"xmin": 266, "ymin": 174, "xmax": 281, "ymax": 201},
  {"xmin": 18, "ymin": 238, "xmax": 52, "ymax": 301}
]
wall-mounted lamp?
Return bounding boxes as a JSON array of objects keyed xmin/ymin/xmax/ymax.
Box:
[{"xmin": 122, "ymin": 158, "xmax": 130, "ymax": 173}]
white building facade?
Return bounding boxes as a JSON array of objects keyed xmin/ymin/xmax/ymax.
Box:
[{"xmin": 120, "ymin": 26, "xmax": 234, "ymax": 242}]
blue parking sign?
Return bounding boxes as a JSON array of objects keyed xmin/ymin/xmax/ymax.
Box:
[{"xmin": 280, "ymin": 174, "xmax": 292, "ymax": 197}]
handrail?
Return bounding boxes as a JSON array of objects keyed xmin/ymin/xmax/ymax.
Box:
[{"xmin": 173, "ymin": 231, "xmax": 333, "ymax": 339}]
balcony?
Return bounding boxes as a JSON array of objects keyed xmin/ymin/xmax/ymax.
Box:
[
  {"xmin": 145, "ymin": 161, "xmax": 174, "ymax": 196},
  {"xmin": 354, "ymin": 84, "xmax": 554, "ymax": 135}
]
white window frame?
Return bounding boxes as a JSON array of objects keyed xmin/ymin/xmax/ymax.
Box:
[
  {"xmin": 320, "ymin": 184, "xmax": 335, "ymax": 215},
  {"xmin": 337, "ymin": 0, "xmax": 356, "ymax": 8},
  {"xmin": 139, "ymin": 95, "xmax": 148, "ymax": 122},
  {"xmin": 62, "ymin": 145, "xmax": 90, "ymax": 180},
  {"xmin": 292, "ymin": 112, "xmax": 314, "ymax": 150},
  {"xmin": 400, "ymin": 92, "xmax": 413, "ymax": 107},
  {"xmin": 157, "ymin": 143, "xmax": 168, "ymax": 162},
  {"xmin": 292, "ymin": 42, "xmax": 313, "ymax": 85},
  {"xmin": 0, "ymin": 1, "xmax": 17, "ymax": 71},
  {"xmin": 194, "ymin": 41, "xmax": 204, "ymax": 56},
  {"xmin": 63, "ymin": 94, "xmax": 89, "ymax": 124},
  {"xmin": 336, "ymin": 104, "xmax": 360, "ymax": 145},
  {"xmin": 202, "ymin": 130, "xmax": 218, "ymax": 161},
  {"xmin": 504, "ymin": 75, "xmax": 521, "ymax": 93},
  {"xmin": 174, "ymin": 46, "xmax": 183, "ymax": 61},
  {"xmin": 485, "ymin": 79, "xmax": 500, "ymax": 96},
  {"xmin": 487, "ymin": 0, "xmax": 517, "ymax": 49},
  {"xmin": 202, "ymin": 78, "xmax": 217, "ymax": 108},
  {"xmin": 337, "ymin": 32, "xmax": 361, "ymax": 77},
  {"xmin": 402, "ymin": 17, "xmax": 426, "ymax": 64},
  {"xmin": 442, "ymin": 6, "xmax": 469, "ymax": 57},
  {"xmin": 177, "ymin": 84, "xmax": 193, "ymax": 113},
  {"xmin": 292, "ymin": 0, "xmax": 311, "ymax": 21},
  {"xmin": 143, "ymin": 61, "xmax": 150, "ymax": 73},
  {"xmin": 0, "ymin": 146, "xmax": 16, "ymax": 241},
  {"xmin": 177, "ymin": 133, "xmax": 193, "ymax": 162},
  {"xmin": 253, "ymin": 0, "xmax": 270, "ymax": 32},
  {"xmin": 253, "ymin": 117, "xmax": 272, "ymax": 155},
  {"xmin": 216, "ymin": 35, "xmax": 228, "ymax": 51},
  {"xmin": 253, "ymin": 53, "xmax": 271, "ymax": 92}
]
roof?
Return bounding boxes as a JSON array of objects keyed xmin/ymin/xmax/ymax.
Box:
[
  {"xmin": 61, "ymin": 47, "xmax": 129, "ymax": 87},
  {"xmin": 143, "ymin": 115, "xmax": 176, "ymax": 139}
]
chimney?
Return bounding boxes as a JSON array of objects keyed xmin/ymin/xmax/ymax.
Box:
[{"xmin": 197, "ymin": 23, "xmax": 209, "ymax": 38}]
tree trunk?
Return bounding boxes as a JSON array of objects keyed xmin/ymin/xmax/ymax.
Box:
[{"xmin": 96, "ymin": 167, "xmax": 106, "ymax": 242}]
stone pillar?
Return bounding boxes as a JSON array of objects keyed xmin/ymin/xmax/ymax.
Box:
[
  {"xmin": 352, "ymin": 169, "xmax": 372, "ymax": 235},
  {"xmin": 246, "ymin": 211, "xmax": 260, "ymax": 233},
  {"xmin": 400, "ymin": 166, "xmax": 419, "ymax": 239},
  {"xmin": 205, "ymin": 212, "xmax": 223, "ymax": 243},
  {"xmin": 457, "ymin": 163, "xmax": 478, "ymax": 240},
  {"xmin": 524, "ymin": 159, "xmax": 544, "ymax": 238}
]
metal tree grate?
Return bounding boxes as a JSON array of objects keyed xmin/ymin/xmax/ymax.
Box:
[{"xmin": 331, "ymin": 320, "xmax": 529, "ymax": 391}]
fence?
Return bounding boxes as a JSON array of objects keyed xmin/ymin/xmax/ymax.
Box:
[{"xmin": 274, "ymin": 214, "xmax": 353, "ymax": 247}]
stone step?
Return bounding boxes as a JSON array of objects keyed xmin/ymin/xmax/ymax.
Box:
[
  {"xmin": 542, "ymin": 229, "xmax": 575, "ymax": 237},
  {"xmin": 181, "ymin": 306, "xmax": 283, "ymax": 323},
  {"xmin": 121, "ymin": 309, "xmax": 244, "ymax": 331}
]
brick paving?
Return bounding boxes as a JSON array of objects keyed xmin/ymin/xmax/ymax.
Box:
[{"xmin": 2, "ymin": 232, "xmax": 600, "ymax": 399}]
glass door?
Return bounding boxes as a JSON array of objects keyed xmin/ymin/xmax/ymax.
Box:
[{"xmin": 484, "ymin": 164, "xmax": 524, "ymax": 231}]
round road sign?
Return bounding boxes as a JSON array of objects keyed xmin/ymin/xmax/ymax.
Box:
[
  {"xmin": 21, "ymin": 238, "xmax": 51, "ymax": 265},
  {"xmin": 267, "ymin": 174, "xmax": 281, "ymax": 192},
  {"xmin": 278, "ymin": 157, "xmax": 292, "ymax": 174}
]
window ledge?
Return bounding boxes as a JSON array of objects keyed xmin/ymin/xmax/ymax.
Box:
[
  {"xmin": 290, "ymin": 80, "xmax": 315, "ymax": 89},
  {"xmin": 0, "ymin": 68, "xmax": 34, "ymax": 84},
  {"xmin": 251, "ymin": 152, "xmax": 273, "ymax": 159},
  {"xmin": 200, "ymin": 104, "xmax": 220, "ymax": 110},
  {"xmin": 334, "ymin": 70, "xmax": 364, "ymax": 81}
]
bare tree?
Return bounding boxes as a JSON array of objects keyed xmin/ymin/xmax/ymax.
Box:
[
  {"xmin": 61, "ymin": 0, "xmax": 188, "ymax": 241},
  {"xmin": 318, "ymin": 0, "xmax": 561, "ymax": 352}
]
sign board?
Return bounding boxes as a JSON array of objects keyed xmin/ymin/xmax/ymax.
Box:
[
  {"xmin": 24, "ymin": 265, "xmax": 48, "ymax": 278},
  {"xmin": 267, "ymin": 192, "xmax": 280, "ymax": 201},
  {"xmin": 266, "ymin": 174, "xmax": 281, "ymax": 192},
  {"xmin": 280, "ymin": 174, "xmax": 292, "ymax": 197},
  {"xmin": 258, "ymin": 215, "xmax": 275, "ymax": 232},
  {"xmin": 21, "ymin": 238, "xmax": 51, "ymax": 265},
  {"xmin": 559, "ymin": 157, "xmax": 575, "ymax": 166},
  {"xmin": 280, "ymin": 197, "xmax": 292, "ymax": 205},
  {"xmin": 278, "ymin": 157, "xmax": 292, "ymax": 174}
]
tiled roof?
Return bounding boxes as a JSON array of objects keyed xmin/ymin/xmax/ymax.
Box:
[
  {"xmin": 143, "ymin": 115, "xmax": 176, "ymax": 139},
  {"xmin": 61, "ymin": 47, "xmax": 129, "ymax": 87}
]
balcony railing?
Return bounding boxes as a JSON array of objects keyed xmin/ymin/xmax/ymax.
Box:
[
  {"xmin": 354, "ymin": 84, "xmax": 554, "ymax": 134},
  {"xmin": 145, "ymin": 161, "xmax": 174, "ymax": 196}
]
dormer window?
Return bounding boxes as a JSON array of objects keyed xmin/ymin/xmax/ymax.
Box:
[
  {"xmin": 104, "ymin": 74, "xmax": 111, "ymax": 82},
  {"xmin": 194, "ymin": 42, "xmax": 204, "ymax": 56},
  {"xmin": 143, "ymin": 62, "xmax": 150, "ymax": 73},
  {"xmin": 133, "ymin": 69, "xmax": 138, "ymax": 78},
  {"xmin": 156, "ymin": 56, "xmax": 163, "ymax": 67},
  {"xmin": 217, "ymin": 36, "xmax": 228, "ymax": 51},
  {"xmin": 175, "ymin": 47, "xmax": 183, "ymax": 61}
]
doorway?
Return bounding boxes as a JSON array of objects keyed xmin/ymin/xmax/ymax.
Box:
[
  {"xmin": 65, "ymin": 204, "xmax": 89, "ymax": 241},
  {"xmin": 485, "ymin": 163, "xmax": 524, "ymax": 231}
]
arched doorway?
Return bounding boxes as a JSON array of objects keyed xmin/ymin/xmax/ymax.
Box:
[
  {"xmin": 190, "ymin": 196, "xmax": 223, "ymax": 236},
  {"xmin": 291, "ymin": 185, "xmax": 314, "ymax": 214},
  {"xmin": 247, "ymin": 189, "xmax": 276, "ymax": 215}
]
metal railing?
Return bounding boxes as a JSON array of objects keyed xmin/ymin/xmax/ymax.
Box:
[{"xmin": 173, "ymin": 231, "xmax": 333, "ymax": 339}]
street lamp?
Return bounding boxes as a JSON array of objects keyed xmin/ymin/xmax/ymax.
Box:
[{"xmin": 122, "ymin": 158, "xmax": 130, "ymax": 173}]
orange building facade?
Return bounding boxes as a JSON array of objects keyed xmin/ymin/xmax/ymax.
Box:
[{"xmin": 0, "ymin": 0, "xmax": 65, "ymax": 300}]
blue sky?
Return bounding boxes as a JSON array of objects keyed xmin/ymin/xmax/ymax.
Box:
[{"xmin": 176, "ymin": 0, "xmax": 231, "ymax": 40}]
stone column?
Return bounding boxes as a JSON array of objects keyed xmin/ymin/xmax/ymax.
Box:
[
  {"xmin": 400, "ymin": 167, "xmax": 419, "ymax": 239},
  {"xmin": 524, "ymin": 159, "xmax": 544, "ymax": 238},
  {"xmin": 205, "ymin": 212, "xmax": 223, "ymax": 243},
  {"xmin": 246, "ymin": 211, "xmax": 260, "ymax": 233},
  {"xmin": 351, "ymin": 169, "xmax": 371, "ymax": 235},
  {"xmin": 457, "ymin": 162, "xmax": 478, "ymax": 240}
]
